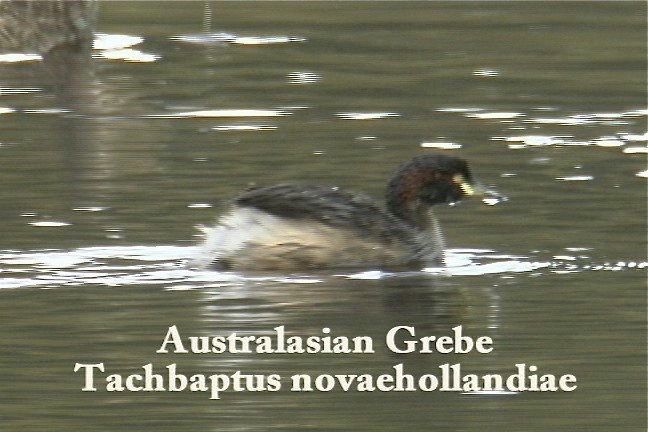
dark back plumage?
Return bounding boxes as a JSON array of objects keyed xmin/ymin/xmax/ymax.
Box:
[{"xmin": 235, "ymin": 184, "xmax": 420, "ymax": 247}]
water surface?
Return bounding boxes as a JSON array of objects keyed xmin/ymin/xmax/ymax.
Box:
[{"xmin": 0, "ymin": 2, "xmax": 646, "ymax": 431}]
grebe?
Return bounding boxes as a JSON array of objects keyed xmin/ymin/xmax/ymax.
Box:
[{"xmin": 191, "ymin": 154, "xmax": 501, "ymax": 271}]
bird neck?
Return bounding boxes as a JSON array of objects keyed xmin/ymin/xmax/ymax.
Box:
[
  {"xmin": 386, "ymin": 173, "xmax": 429, "ymax": 227},
  {"xmin": 386, "ymin": 197, "xmax": 446, "ymax": 262},
  {"xmin": 386, "ymin": 171, "xmax": 446, "ymax": 252},
  {"xmin": 386, "ymin": 192, "xmax": 440, "ymax": 232},
  {"xmin": 386, "ymin": 196, "xmax": 423, "ymax": 226}
]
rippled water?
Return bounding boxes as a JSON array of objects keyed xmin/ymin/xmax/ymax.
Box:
[{"xmin": 0, "ymin": 2, "xmax": 646, "ymax": 431}]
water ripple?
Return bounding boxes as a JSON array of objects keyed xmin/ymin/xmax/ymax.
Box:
[
  {"xmin": 0, "ymin": 54, "xmax": 42, "ymax": 63},
  {"xmin": 93, "ymin": 33, "xmax": 143, "ymax": 50},
  {"xmin": 92, "ymin": 33, "xmax": 159, "ymax": 62},
  {"xmin": 336, "ymin": 112, "xmax": 400, "ymax": 120},
  {"xmin": 1, "ymin": 246, "xmax": 643, "ymax": 290},
  {"xmin": 172, "ymin": 32, "xmax": 306, "ymax": 46},
  {"xmin": 149, "ymin": 109, "xmax": 290, "ymax": 119}
]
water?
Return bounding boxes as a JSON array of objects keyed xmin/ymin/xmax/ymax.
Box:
[{"xmin": 0, "ymin": 2, "xmax": 646, "ymax": 431}]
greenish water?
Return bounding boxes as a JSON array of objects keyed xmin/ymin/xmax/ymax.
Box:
[{"xmin": 0, "ymin": 2, "xmax": 646, "ymax": 431}]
